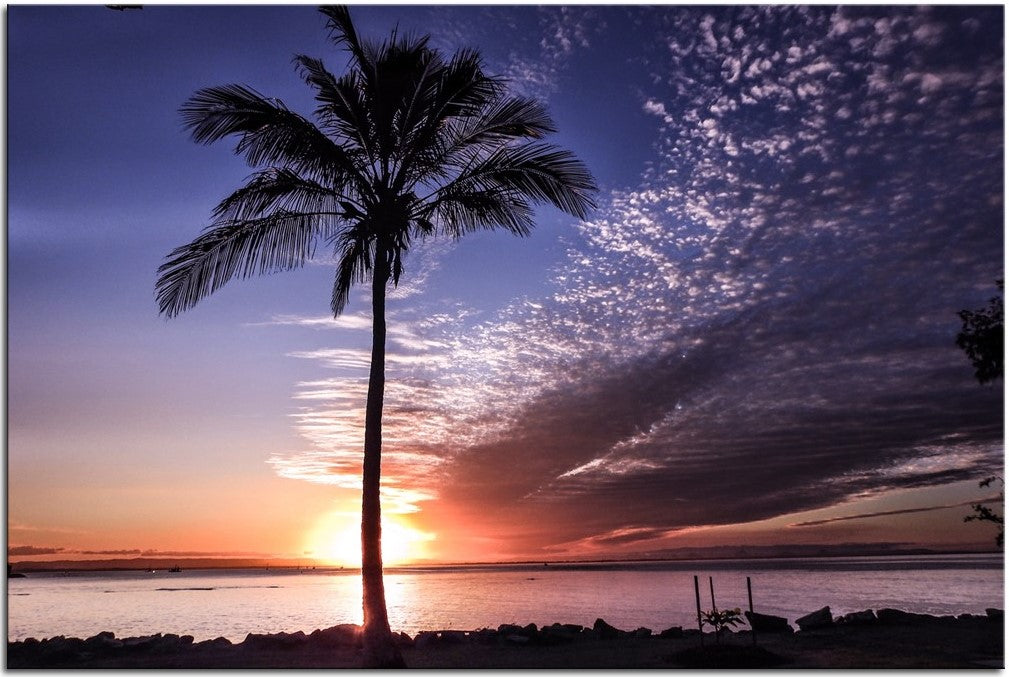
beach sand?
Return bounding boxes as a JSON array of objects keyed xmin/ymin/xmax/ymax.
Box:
[{"xmin": 7, "ymin": 611, "xmax": 1003, "ymax": 669}]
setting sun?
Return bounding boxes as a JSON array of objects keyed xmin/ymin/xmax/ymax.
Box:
[{"xmin": 306, "ymin": 512, "xmax": 434, "ymax": 567}]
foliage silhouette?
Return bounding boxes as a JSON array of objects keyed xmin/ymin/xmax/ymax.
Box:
[
  {"xmin": 955, "ymin": 280, "xmax": 1003, "ymax": 384},
  {"xmin": 156, "ymin": 5, "xmax": 596, "ymax": 667},
  {"xmin": 701, "ymin": 608, "xmax": 743, "ymax": 645},
  {"xmin": 956, "ymin": 281, "xmax": 1004, "ymax": 549},
  {"xmin": 964, "ymin": 476, "xmax": 1004, "ymax": 549}
]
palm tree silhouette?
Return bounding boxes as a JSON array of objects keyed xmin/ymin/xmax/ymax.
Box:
[{"xmin": 156, "ymin": 5, "xmax": 596, "ymax": 667}]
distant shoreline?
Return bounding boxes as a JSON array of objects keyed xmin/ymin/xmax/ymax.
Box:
[{"xmin": 8, "ymin": 547, "xmax": 1000, "ymax": 574}]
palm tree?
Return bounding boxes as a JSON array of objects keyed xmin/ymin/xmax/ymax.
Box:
[{"xmin": 156, "ymin": 5, "xmax": 596, "ymax": 667}]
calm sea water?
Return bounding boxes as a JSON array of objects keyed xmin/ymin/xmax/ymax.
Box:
[{"xmin": 7, "ymin": 554, "xmax": 1003, "ymax": 642}]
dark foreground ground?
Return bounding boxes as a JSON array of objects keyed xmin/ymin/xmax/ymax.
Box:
[{"xmin": 7, "ymin": 611, "xmax": 1003, "ymax": 669}]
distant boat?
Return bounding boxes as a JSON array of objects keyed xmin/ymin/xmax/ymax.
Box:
[{"xmin": 168, "ymin": 567, "xmax": 182, "ymax": 573}]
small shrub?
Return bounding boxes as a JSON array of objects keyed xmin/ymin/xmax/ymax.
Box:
[{"xmin": 701, "ymin": 608, "xmax": 743, "ymax": 644}]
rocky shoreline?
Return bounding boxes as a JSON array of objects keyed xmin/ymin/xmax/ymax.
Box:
[{"xmin": 7, "ymin": 607, "xmax": 1004, "ymax": 668}]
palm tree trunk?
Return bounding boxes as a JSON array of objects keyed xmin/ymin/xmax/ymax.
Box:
[{"xmin": 360, "ymin": 246, "xmax": 406, "ymax": 668}]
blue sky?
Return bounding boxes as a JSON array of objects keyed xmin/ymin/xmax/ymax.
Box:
[{"xmin": 8, "ymin": 5, "xmax": 1004, "ymax": 563}]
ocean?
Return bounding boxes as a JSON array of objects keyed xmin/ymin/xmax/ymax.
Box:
[{"xmin": 7, "ymin": 554, "xmax": 1003, "ymax": 643}]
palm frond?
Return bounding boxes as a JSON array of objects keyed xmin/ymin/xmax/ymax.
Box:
[
  {"xmin": 423, "ymin": 188, "xmax": 535, "ymax": 238},
  {"xmin": 181, "ymin": 84, "xmax": 288, "ymax": 145},
  {"xmin": 318, "ymin": 6, "xmax": 436, "ymax": 168},
  {"xmin": 330, "ymin": 229, "xmax": 372, "ymax": 316},
  {"xmin": 493, "ymin": 144, "xmax": 597, "ymax": 218},
  {"xmin": 368, "ymin": 33, "xmax": 435, "ymax": 164},
  {"xmin": 402, "ymin": 96, "xmax": 557, "ymax": 189},
  {"xmin": 460, "ymin": 95, "xmax": 556, "ymax": 141},
  {"xmin": 212, "ymin": 168, "xmax": 344, "ymax": 222},
  {"xmin": 318, "ymin": 5, "xmax": 375, "ymax": 75},
  {"xmin": 156, "ymin": 212, "xmax": 329, "ymax": 318},
  {"xmin": 391, "ymin": 53, "xmax": 505, "ymax": 192},
  {"xmin": 428, "ymin": 143, "xmax": 597, "ymax": 220},
  {"xmin": 294, "ymin": 55, "xmax": 375, "ymax": 161},
  {"xmin": 391, "ymin": 48, "xmax": 442, "ymax": 159},
  {"xmin": 436, "ymin": 48, "xmax": 503, "ymax": 120},
  {"xmin": 180, "ymin": 85, "xmax": 368, "ymax": 191}
]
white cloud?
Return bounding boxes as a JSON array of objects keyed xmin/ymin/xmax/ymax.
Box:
[{"xmin": 266, "ymin": 5, "xmax": 1003, "ymax": 549}]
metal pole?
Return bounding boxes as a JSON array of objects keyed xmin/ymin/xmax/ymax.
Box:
[
  {"xmin": 694, "ymin": 575, "xmax": 704, "ymax": 647},
  {"xmin": 747, "ymin": 576, "xmax": 756, "ymax": 645},
  {"xmin": 709, "ymin": 576, "xmax": 718, "ymax": 645}
]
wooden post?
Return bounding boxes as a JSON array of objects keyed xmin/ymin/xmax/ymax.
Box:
[
  {"xmin": 747, "ymin": 576, "xmax": 756, "ymax": 645},
  {"xmin": 709, "ymin": 576, "xmax": 716, "ymax": 610},
  {"xmin": 693, "ymin": 575, "xmax": 704, "ymax": 647}
]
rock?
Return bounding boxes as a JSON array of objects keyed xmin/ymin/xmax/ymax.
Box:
[
  {"xmin": 795, "ymin": 606, "xmax": 833, "ymax": 631},
  {"xmin": 413, "ymin": 631, "xmax": 438, "ymax": 650},
  {"xmin": 632, "ymin": 627, "xmax": 652, "ymax": 638},
  {"xmin": 144, "ymin": 633, "xmax": 190, "ymax": 650},
  {"xmin": 84, "ymin": 631, "xmax": 123, "ymax": 653},
  {"xmin": 415, "ymin": 630, "xmax": 470, "ymax": 648},
  {"xmin": 35, "ymin": 636, "xmax": 84, "ymax": 663},
  {"xmin": 122, "ymin": 634, "xmax": 169, "ymax": 651},
  {"xmin": 837, "ymin": 609, "xmax": 876, "ymax": 626},
  {"xmin": 593, "ymin": 618, "xmax": 626, "ymax": 639},
  {"xmin": 440, "ymin": 630, "xmax": 469, "ymax": 644},
  {"xmin": 394, "ymin": 631, "xmax": 414, "ymax": 648},
  {"xmin": 241, "ymin": 633, "xmax": 265, "ymax": 650},
  {"xmin": 658, "ymin": 626, "xmax": 684, "ymax": 639},
  {"xmin": 986, "ymin": 608, "xmax": 1004, "ymax": 621},
  {"xmin": 875, "ymin": 608, "xmax": 935, "ymax": 625},
  {"xmin": 195, "ymin": 637, "xmax": 232, "ymax": 649},
  {"xmin": 243, "ymin": 630, "xmax": 309, "ymax": 650},
  {"xmin": 539, "ymin": 623, "xmax": 580, "ymax": 644},
  {"xmin": 496, "ymin": 623, "xmax": 539, "ymax": 641},
  {"xmin": 308, "ymin": 624, "xmax": 362, "ymax": 648},
  {"xmin": 875, "ymin": 608, "xmax": 905, "ymax": 624},
  {"xmin": 744, "ymin": 611, "xmax": 792, "ymax": 633},
  {"xmin": 277, "ymin": 631, "xmax": 308, "ymax": 647},
  {"xmin": 157, "ymin": 634, "xmax": 183, "ymax": 650},
  {"xmin": 471, "ymin": 628, "xmax": 498, "ymax": 644},
  {"xmin": 541, "ymin": 623, "xmax": 583, "ymax": 636}
]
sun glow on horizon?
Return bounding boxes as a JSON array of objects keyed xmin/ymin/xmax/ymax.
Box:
[{"xmin": 305, "ymin": 512, "xmax": 434, "ymax": 567}]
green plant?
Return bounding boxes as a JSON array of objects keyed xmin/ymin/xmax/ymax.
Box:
[{"xmin": 701, "ymin": 608, "xmax": 743, "ymax": 644}]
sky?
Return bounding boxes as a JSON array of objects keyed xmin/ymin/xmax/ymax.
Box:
[{"xmin": 7, "ymin": 4, "xmax": 1004, "ymax": 566}]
